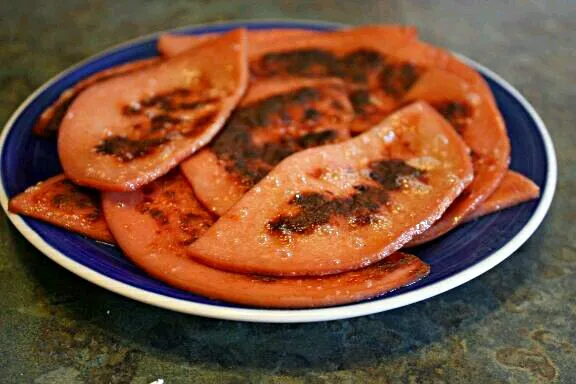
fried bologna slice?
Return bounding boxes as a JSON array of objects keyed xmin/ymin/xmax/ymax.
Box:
[
  {"xmin": 247, "ymin": 25, "xmax": 418, "ymax": 133},
  {"xmin": 400, "ymin": 68, "xmax": 510, "ymax": 245},
  {"xmin": 33, "ymin": 58, "xmax": 160, "ymax": 137},
  {"xmin": 188, "ymin": 102, "xmax": 473, "ymax": 276},
  {"xmin": 161, "ymin": 26, "xmax": 419, "ymax": 133},
  {"xmin": 102, "ymin": 171, "xmax": 429, "ymax": 308},
  {"xmin": 58, "ymin": 29, "xmax": 248, "ymax": 191},
  {"xmin": 463, "ymin": 171, "xmax": 540, "ymax": 223},
  {"xmin": 8, "ymin": 174, "xmax": 114, "ymax": 243},
  {"xmin": 157, "ymin": 28, "xmax": 319, "ymax": 57},
  {"xmin": 181, "ymin": 78, "xmax": 353, "ymax": 215}
]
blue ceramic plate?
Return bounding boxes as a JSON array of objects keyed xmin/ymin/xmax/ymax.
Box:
[{"xmin": 0, "ymin": 21, "xmax": 556, "ymax": 323}]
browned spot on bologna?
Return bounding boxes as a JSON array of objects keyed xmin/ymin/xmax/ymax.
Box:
[
  {"xmin": 431, "ymin": 100, "xmax": 474, "ymax": 134},
  {"xmin": 93, "ymin": 85, "xmax": 220, "ymax": 162},
  {"xmin": 50, "ymin": 179, "xmax": 102, "ymax": 223},
  {"xmin": 95, "ymin": 137, "xmax": 169, "ymax": 162},
  {"xmin": 252, "ymin": 48, "xmax": 384, "ymax": 85},
  {"xmin": 267, "ymin": 159, "xmax": 424, "ymax": 236},
  {"xmin": 135, "ymin": 171, "xmax": 215, "ymax": 246},
  {"xmin": 349, "ymin": 89, "xmax": 371, "ymax": 115},
  {"xmin": 210, "ymin": 86, "xmax": 345, "ymax": 188},
  {"xmin": 379, "ymin": 61, "xmax": 423, "ymax": 98},
  {"xmin": 496, "ymin": 347, "xmax": 557, "ymax": 381}
]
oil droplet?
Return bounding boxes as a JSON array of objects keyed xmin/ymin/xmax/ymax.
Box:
[
  {"xmin": 272, "ymin": 177, "xmax": 282, "ymax": 187},
  {"xmin": 446, "ymin": 173, "xmax": 459, "ymax": 185},
  {"xmin": 256, "ymin": 234, "xmax": 269, "ymax": 245},
  {"xmin": 276, "ymin": 248, "xmax": 293, "ymax": 259},
  {"xmin": 232, "ymin": 238, "xmax": 240, "ymax": 245},
  {"xmin": 391, "ymin": 203, "xmax": 404, "ymax": 214},
  {"xmin": 215, "ymin": 230, "xmax": 224, "ymax": 239},
  {"xmin": 116, "ymin": 202, "xmax": 125, "ymax": 208},
  {"xmin": 318, "ymin": 224, "xmax": 338, "ymax": 236},
  {"xmin": 365, "ymin": 279, "xmax": 374, "ymax": 288},
  {"xmin": 239, "ymin": 208, "xmax": 249, "ymax": 220},
  {"xmin": 254, "ymin": 186, "xmax": 262, "ymax": 193},
  {"xmin": 284, "ymin": 188, "xmax": 294, "ymax": 197},
  {"xmin": 333, "ymin": 258, "xmax": 342, "ymax": 265},
  {"xmin": 351, "ymin": 236, "xmax": 366, "ymax": 249}
]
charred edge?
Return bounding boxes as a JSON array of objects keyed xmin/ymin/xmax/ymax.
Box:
[
  {"xmin": 95, "ymin": 136, "xmax": 169, "ymax": 162},
  {"xmin": 431, "ymin": 101, "xmax": 474, "ymax": 134},
  {"xmin": 379, "ymin": 62, "xmax": 422, "ymax": 98},
  {"xmin": 210, "ymin": 86, "xmax": 339, "ymax": 187},
  {"xmin": 267, "ymin": 160, "xmax": 423, "ymax": 236}
]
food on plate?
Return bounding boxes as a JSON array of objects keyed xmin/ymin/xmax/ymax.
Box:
[
  {"xmin": 102, "ymin": 171, "xmax": 430, "ymax": 308},
  {"xmin": 10, "ymin": 24, "xmax": 542, "ymax": 308},
  {"xmin": 249, "ymin": 25, "xmax": 419, "ymax": 133},
  {"xmin": 157, "ymin": 28, "xmax": 319, "ymax": 57},
  {"xmin": 33, "ymin": 58, "xmax": 160, "ymax": 137},
  {"xmin": 188, "ymin": 102, "xmax": 473, "ymax": 276},
  {"xmin": 463, "ymin": 170, "xmax": 540, "ymax": 222},
  {"xmin": 400, "ymin": 68, "xmax": 510, "ymax": 245},
  {"xmin": 8, "ymin": 174, "xmax": 115, "ymax": 243},
  {"xmin": 161, "ymin": 26, "xmax": 419, "ymax": 133},
  {"xmin": 181, "ymin": 77, "xmax": 353, "ymax": 215},
  {"xmin": 58, "ymin": 28, "xmax": 249, "ymax": 191}
]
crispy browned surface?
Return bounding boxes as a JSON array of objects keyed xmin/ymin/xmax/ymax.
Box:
[
  {"xmin": 58, "ymin": 29, "xmax": 249, "ymax": 191},
  {"xmin": 102, "ymin": 171, "xmax": 429, "ymax": 308},
  {"xmin": 181, "ymin": 77, "xmax": 353, "ymax": 215},
  {"xmin": 8, "ymin": 174, "xmax": 114, "ymax": 243},
  {"xmin": 188, "ymin": 102, "xmax": 472, "ymax": 276}
]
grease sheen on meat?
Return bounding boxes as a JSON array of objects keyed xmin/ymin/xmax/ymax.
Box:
[
  {"xmin": 102, "ymin": 171, "xmax": 430, "ymax": 308},
  {"xmin": 181, "ymin": 77, "xmax": 353, "ymax": 215},
  {"xmin": 188, "ymin": 102, "xmax": 473, "ymax": 276},
  {"xmin": 58, "ymin": 29, "xmax": 249, "ymax": 191}
]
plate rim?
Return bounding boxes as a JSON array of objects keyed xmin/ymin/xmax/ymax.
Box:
[{"xmin": 0, "ymin": 19, "xmax": 557, "ymax": 323}]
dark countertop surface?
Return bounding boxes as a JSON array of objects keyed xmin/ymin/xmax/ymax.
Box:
[{"xmin": 1, "ymin": 1, "xmax": 574, "ymax": 383}]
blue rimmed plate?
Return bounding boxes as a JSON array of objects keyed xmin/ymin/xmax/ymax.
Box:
[{"xmin": 0, "ymin": 20, "xmax": 556, "ymax": 323}]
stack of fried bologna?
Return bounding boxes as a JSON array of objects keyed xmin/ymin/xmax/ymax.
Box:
[{"xmin": 10, "ymin": 27, "xmax": 539, "ymax": 308}]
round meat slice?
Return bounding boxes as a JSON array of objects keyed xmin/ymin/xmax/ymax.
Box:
[
  {"xmin": 188, "ymin": 102, "xmax": 473, "ymax": 276},
  {"xmin": 181, "ymin": 78, "xmax": 353, "ymax": 215},
  {"xmin": 33, "ymin": 58, "xmax": 160, "ymax": 137},
  {"xmin": 247, "ymin": 25, "xmax": 419, "ymax": 133},
  {"xmin": 8, "ymin": 174, "xmax": 114, "ymax": 243},
  {"xmin": 58, "ymin": 28, "xmax": 249, "ymax": 191},
  {"xmin": 400, "ymin": 69, "xmax": 510, "ymax": 245},
  {"xmin": 157, "ymin": 28, "xmax": 320, "ymax": 57},
  {"xmin": 102, "ymin": 171, "xmax": 430, "ymax": 308},
  {"xmin": 463, "ymin": 170, "xmax": 540, "ymax": 223}
]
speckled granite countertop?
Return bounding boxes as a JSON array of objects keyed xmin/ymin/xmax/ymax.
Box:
[{"xmin": 1, "ymin": 1, "xmax": 574, "ymax": 383}]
